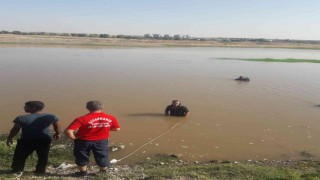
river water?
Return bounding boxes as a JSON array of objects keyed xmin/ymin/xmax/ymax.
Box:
[{"xmin": 0, "ymin": 47, "xmax": 320, "ymax": 163}]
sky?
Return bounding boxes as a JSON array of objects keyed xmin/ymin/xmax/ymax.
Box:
[{"xmin": 1, "ymin": 0, "xmax": 320, "ymax": 40}]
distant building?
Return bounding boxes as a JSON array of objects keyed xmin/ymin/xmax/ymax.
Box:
[
  {"xmin": 153, "ymin": 34, "xmax": 163, "ymax": 39},
  {"xmin": 163, "ymin": 34, "xmax": 173, "ymax": 39},
  {"xmin": 144, "ymin": 34, "xmax": 153, "ymax": 38},
  {"xmin": 144, "ymin": 33, "xmax": 190, "ymax": 40},
  {"xmin": 173, "ymin": 34, "xmax": 184, "ymax": 40},
  {"xmin": 183, "ymin": 35, "xmax": 192, "ymax": 39}
]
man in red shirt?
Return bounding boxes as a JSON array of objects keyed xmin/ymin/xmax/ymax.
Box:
[{"xmin": 65, "ymin": 101, "xmax": 120, "ymax": 177}]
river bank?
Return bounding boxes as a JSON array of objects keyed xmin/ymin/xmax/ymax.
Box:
[
  {"xmin": 1, "ymin": 149, "xmax": 320, "ymax": 179},
  {"xmin": 1, "ymin": 34, "xmax": 320, "ymax": 49},
  {"xmin": 1, "ymin": 134, "xmax": 320, "ymax": 179}
]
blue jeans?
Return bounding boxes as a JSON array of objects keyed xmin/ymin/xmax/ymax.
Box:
[{"xmin": 74, "ymin": 139, "xmax": 109, "ymax": 167}]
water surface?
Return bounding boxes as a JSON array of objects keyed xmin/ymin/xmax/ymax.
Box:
[{"xmin": 1, "ymin": 47, "xmax": 320, "ymax": 164}]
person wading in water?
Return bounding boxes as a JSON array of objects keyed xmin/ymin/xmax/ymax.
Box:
[{"xmin": 165, "ymin": 100, "xmax": 189, "ymax": 117}]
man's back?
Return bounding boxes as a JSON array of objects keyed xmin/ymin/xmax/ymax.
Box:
[
  {"xmin": 14, "ymin": 113, "xmax": 58, "ymax": 139},
  {"xmin": 67, "ymin": 112, "xmax": 120, "ymax": 141},
  {"xmin": 64, "ymin": 101, "xmax": 120, "ymax": 176}
]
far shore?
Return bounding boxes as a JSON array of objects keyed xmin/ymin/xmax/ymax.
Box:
[{"xmin": 1, "ymin": 34, "xmax": 320, "ymax": 50}]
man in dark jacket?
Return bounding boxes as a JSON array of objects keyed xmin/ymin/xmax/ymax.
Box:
[{"xmin": 165, "ymin": 100, "xmax": 189, "ymax": 116}]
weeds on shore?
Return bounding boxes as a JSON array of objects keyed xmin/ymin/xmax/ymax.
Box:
[
  {"xmin": 220, "ymin": 58, "xmax": 320, "ymax": 63},
  {"xmin": 1, "ymin": 138, "xmax": 320, "ymax": 179},
  {"xmin": 138, "ymin": 155, "xmax": 306, "ymax": 179},
  {"xmin": 242, "ymin": 58, "xmax": 320, "ymax": 63}
]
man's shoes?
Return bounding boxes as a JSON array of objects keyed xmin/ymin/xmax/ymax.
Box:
[
  {"xmin": 33, "ymin": 171, "xmax": 46, "ymax": 176},
  {"xmin": 99, "ymin": 166, "xmax": 109, "ymax": 173},
  {"xmin": 12, "ymin": 171, "xmax": 23, "ymax": 178},
  {"xmin": 73, "ymin": 171, "xmax": 89, "ymax": 177},
  {"xmin": 99, "ymin": 169, "xmax": 108, "ymax": 173}
]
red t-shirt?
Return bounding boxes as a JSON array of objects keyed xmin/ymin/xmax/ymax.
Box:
[{"xmin": 66, "ymin": 112, "xmax": 120, "ymax": 141}]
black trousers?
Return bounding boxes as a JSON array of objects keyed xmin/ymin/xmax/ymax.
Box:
[{"xmin": 11, "ymin": 138, "xmax": 52, "ymax": 173}]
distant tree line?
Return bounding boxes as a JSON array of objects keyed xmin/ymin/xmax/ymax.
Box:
[
  {"xmin": 0, "ymin": 30, "xmax": 113, "ymax": 38},
  {"xmin": 0, "ymin": 30, "xmax": 158, "ymax": 40},
  {"xmin": 1, "ymin": 30, "xmax": 319, "ymax": 44},
  {"xmin": 0, "ymin": 30, "xmax": 152, "ymax": 40},
  {"xmin": 210, "ymin": 37, "xmax": 320, "ymax": 44}
]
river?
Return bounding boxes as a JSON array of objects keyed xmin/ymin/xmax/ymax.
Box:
[{"xmin": 0, "ymin": 47, "xmax": 320, "ymax": 163}]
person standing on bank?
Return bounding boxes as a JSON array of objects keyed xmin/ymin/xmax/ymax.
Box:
[
  {"xmin": 6, "ymin": 101, "xmax": 61, "ymax": 175},
  {"xmin": 165, "ymin": 100, "xmax": 189, "ymax": 116},
  {"xmin": 65, "ymin": 101, "xmax": 120, "ymax": 177}
]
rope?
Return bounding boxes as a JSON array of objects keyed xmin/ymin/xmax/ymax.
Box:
[{"xmin": 115, "ymin": 119, "xmax": 185, "ymax": 163}]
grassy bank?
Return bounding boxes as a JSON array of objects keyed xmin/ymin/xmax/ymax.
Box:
[
  {"xmin": 220, "ymin": 58, "xmax": 320, "ymax": 64},
  {"xmin": 242, "ymin": 58, "xmax": 320, "ymax": 63},
  {"xmin": 1, "ymin": 135, "xmax": 320, "ymax": 179}
]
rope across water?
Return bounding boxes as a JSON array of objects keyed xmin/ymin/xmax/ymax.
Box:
[{"xmin": 111, "ymin": 119, "xmax": 185, "ymax": 163}]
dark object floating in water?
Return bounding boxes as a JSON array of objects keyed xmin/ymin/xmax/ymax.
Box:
[
  {"xmin": 235, "ymin": 76, "xmax": 250, "ymax": 82},
  {"xmin": 316, "ymin": 104, "xmax": 320, "ymax": 107}
]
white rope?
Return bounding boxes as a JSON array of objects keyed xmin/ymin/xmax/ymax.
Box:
[{"xmin": 112, "ymin": 119, "xmax": 185, "ymax": 163}]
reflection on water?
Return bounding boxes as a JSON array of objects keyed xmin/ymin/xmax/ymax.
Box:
[
  {"xmin": 127, "ymin": 113, "xmax": 165, "ymax": 117},
  {"xmin": 0, "ymin": 47, "xmax": 320, "ymax": 164}
]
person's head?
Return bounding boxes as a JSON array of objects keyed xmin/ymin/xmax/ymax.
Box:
[
  {"xmin": 171, "ymin": 100, "xmax": 181, "ymax": 107},
  {"xmin": 24, "ymin": 101, "xmax": 45, "ymax": 113},
  {"xmin": 86, "ymin": 101, "xmax": 104, "ymax": 112}
]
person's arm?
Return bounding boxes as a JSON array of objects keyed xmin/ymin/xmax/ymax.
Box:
[
  {"xmin": 64, "ymin": 129, "xmax": 77, "ymax": 140},
  {"xmin": 111, "ymin": 117, "xmax": 120, "ymax": 131},
  {"xmin": 6, "ymin": 123, "xmax": 21, "ymax": 146},
  {"xmin": 183, "ymin": 106, "xmax": 189, "ymax": 116},
  {"xmin": 52, "ymin": 121, "xmax": 62, "ymax": 140},
  {"xmin": 165, "ymin": 106, "xmax": 170, "ymax": 115},
  {"xmin": 111, "ymin": 127, "xmax": 120, "ymax": 131}
]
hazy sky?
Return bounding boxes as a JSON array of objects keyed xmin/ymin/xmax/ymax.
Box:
[{"xmin": 1, "ymin": 0, "xmax": 320, "ymax": 40}]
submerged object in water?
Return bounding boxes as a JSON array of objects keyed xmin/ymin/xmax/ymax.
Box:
[{"xmin": 235, "ymin": 76, "xmax": 250, "ymax": 82}]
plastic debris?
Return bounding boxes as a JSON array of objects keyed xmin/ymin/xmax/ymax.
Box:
[
  {"xmin": 110, "ymin": 159, "xmax": 118, "ymax": 164},
  {"xmin": 57, "ymin": 162, "xmax": 76, "ymax": 170}
]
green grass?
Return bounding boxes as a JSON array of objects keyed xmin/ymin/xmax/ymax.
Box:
[
  {"xmin": 48, "ymin": 139, "xmax": 75, "ymax": 166},
  {"xmin": 2, "ymin": 140, "xmax": 320, "ymax": 179},
  {"xmin": 238, "ymin": 58, "xmax": 320, "ymax": 63},
  {"xmin": 141, "ymin": 164, "xmax": 302, "ymax": 179},
  {"xmin": 137, "ymin": 155, "xmax": 311, "ymax": 180},
  {"xmin": 0, "ymin": 141, "xmax": 15, "ymax": 165},
  {"xmin": 119, "ymin": 154, "xmax": 320, "ymax": 180},
  {"xmin": 0, "ymin": 135, "xmax": 74, "ymax": 169}
]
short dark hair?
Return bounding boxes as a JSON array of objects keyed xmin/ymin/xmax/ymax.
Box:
[
  {"xmin": 25, "ymin": 101, "xmax": 45, "ymax": 111},
  {"xmin": 86, "ymin": 101, "xmax": 104, "ymax": 111},
  {"xmin": 172, "ymin": 100, "xmax": 180, "ymax": 103}
]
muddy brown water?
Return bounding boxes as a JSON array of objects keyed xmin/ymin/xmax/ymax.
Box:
[{"xmin": 1, "ymin": 47, "xmax": 320, "ymax": 164}]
